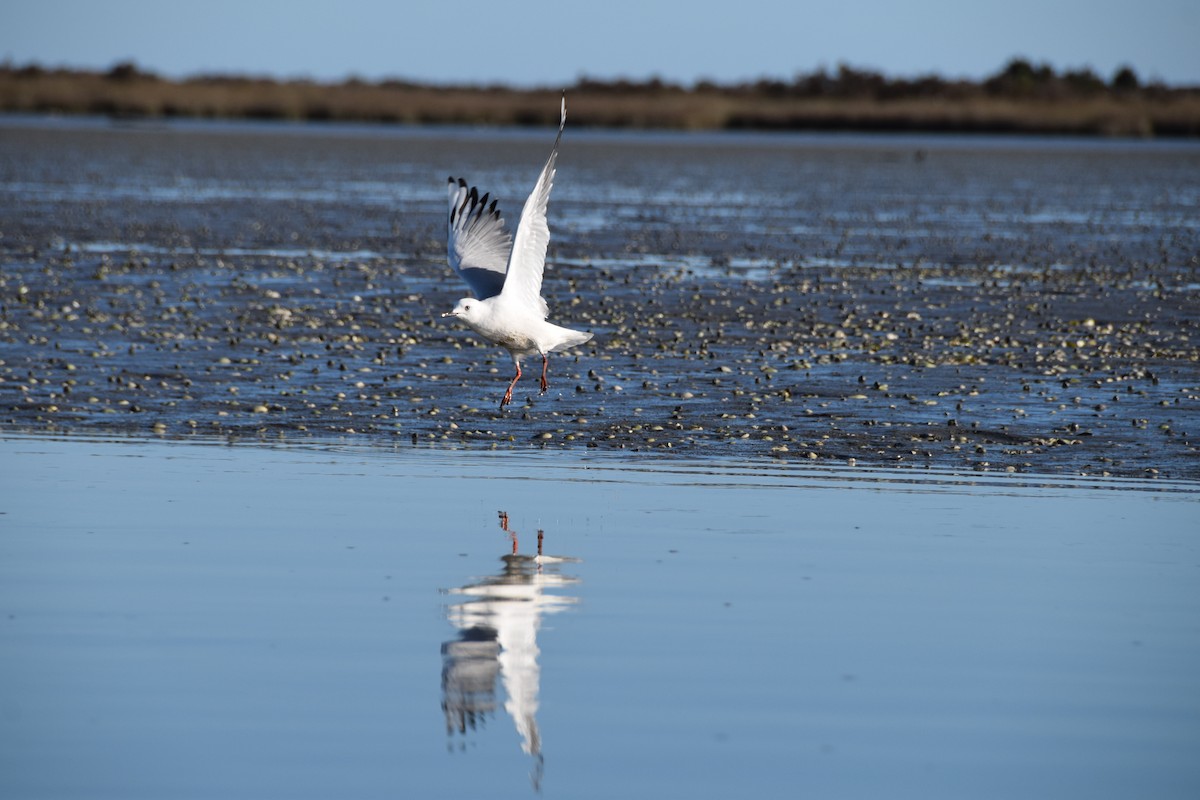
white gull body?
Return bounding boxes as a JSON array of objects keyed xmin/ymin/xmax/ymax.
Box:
[{"xmin": 441, "ymin": 98, "xmax": 593, "ymax": 410}]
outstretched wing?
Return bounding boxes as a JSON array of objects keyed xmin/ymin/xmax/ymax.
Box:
[
  {"xmin": 446, "ymin": 177, "xmax": 512, "ymax": 300},
  {"xmin": 498, "ymin": 96, "xmax": 566, "ymax": 319}
]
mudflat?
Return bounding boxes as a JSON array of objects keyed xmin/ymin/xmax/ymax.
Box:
[{"xmin": 1, "ymin": 118, "xmax": 1197, "ymax": 479}]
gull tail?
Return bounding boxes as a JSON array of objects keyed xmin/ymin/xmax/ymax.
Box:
[{"xmin": 551, "ymin": 330, "xmax": 593, "ymax": 352}]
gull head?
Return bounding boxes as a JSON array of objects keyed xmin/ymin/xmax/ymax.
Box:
[{"xmin": 442, "ymin": 298, "xmax": 481, "ymax": 323}]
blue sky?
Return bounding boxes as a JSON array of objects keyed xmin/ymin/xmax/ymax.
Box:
[{"xmin": 4, "ymin": 0, "xmax": 1198, "ymax": 86}]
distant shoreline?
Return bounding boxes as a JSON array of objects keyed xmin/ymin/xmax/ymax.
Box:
[{"xmin": 3, "ymin": 60, "xmax": 1198, "ymax": 137}]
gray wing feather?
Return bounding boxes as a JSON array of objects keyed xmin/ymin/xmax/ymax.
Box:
[{"xmin": 447, "ymin": 177, "xmax": 511, "ymax": 300}]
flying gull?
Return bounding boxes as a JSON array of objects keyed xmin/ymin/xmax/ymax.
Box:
[{"xmin": 442, "ymin": 97, "xmax": 593, "ymax": 410}]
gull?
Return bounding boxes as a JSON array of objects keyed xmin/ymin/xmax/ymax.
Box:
[{"xmin": 441, "ymin": 97, "xmax": 593, "ymax": 410}]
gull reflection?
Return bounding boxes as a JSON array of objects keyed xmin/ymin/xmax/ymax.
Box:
[{"xmin": 441, "ymin": 511, "xmax": 581, "ymax": 789}]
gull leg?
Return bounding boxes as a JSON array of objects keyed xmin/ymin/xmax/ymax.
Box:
[
  {"xmin": 539, "ymin": 353, "xmax": 550, "ymax": 394},
  {"xmin": 498, "ymin": 511, "xmax": 518, "ymax": 552},
  {"xmin": 501, "ymin": 356, "xmax": 522, "ymax": 410}
]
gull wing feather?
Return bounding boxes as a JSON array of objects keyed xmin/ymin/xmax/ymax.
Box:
[
  {"xmin": 498, "ymin": 97, "xmax": 566, "ymax": 319},
  {"xmin": 447, "ymin": 177, "xmax": 511, "ymax": 300}
]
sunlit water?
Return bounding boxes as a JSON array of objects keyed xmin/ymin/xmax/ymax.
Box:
[
  {"xmin": 3, "ymin": 117, "xmax": 1199, "ymax": 478},
  {"xmin": 2, "ymin": 435, "xmax": 1197, "ymax": 799}
]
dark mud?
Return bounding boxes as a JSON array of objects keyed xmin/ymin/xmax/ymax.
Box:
[{"xmin": 2, "ymin": 119, "xmax": 1198, "ymax": 479}]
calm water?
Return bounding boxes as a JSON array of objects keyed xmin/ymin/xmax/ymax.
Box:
[
  {"xmin": 2, "ymin": 435, "xmax": 1198, "ymax": 799},
  {"xmin": 4, "ymin": 115, "xmax": 1198, "ymax": 269}
]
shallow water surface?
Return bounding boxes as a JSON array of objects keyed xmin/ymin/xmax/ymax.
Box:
[
  {"xmin": 3, "ymin": 118, "xmax": 1198, "ymax": 478},
  {"xmin": 1, "ymin": 435, "xmax": 1198, "ymax": 799}
]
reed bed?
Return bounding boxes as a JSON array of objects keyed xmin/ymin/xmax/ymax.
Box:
[{"xmin": 2, "ymin": 62, "xmax": 1197, "ymax": 136}]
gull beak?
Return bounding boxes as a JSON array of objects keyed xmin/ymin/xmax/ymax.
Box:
[{"xmin": 441, "ymin": 310, "xmax": 456, "ymax": 318}]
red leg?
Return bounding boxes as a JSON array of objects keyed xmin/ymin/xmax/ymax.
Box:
[
  {"xmin": 539, "ymin": 354, "xmax": 549, "ymax": 394},
  {"xmin": 498, "ymin": 511, "xmax": 518, "ymax": 552},
  {"xmin": 501, "ymin": 361, "xmax": 521, "ymax": 409}
]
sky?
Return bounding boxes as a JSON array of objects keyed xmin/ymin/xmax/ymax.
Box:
[{"xmin": 3, "ymin": 0, "xmax": 1199, "ymax": 87}]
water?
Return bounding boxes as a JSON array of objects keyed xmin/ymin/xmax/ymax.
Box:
[
  {"xmin": 2, "ymin": 434, "xmax": 1198, "ymax": 799},
  {"xmin": 2, "ymin": 116, "xmax": 1198, "ymax": 795},
  {"xmin": 2, "ymin": 115, "xmax": 1198, "ymax": 477}
]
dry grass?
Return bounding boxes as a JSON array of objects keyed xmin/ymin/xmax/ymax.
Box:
[{"xmin": 2, "ymin": 65, "xmax": 1198, "ymax": 137}]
